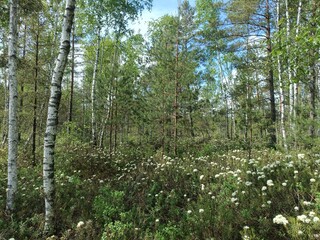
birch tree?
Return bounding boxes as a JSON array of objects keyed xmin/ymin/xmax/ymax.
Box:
[
  {"xmin": 276, "ymin": 0, "xmax": 288, "ymax": 151},
  {"xmin": 6, "ymin": 0, "xmax": 18, "ymax": 213},
  {"xmin": 42, "ymin": 0, "xmax": 75, "ymax": 235},
  {"xmin": 291, "ymin": 0, "xmax": 302, "ymax": 146},
  {"xmin": 91, "ymin": 28, "xmax": 100, "ymax": 146},
  {"xmin": 308, "ymin": 0, "xmax": 318, "ymax": 138}
]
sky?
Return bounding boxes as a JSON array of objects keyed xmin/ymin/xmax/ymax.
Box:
[{"xmin": 131, "ymin": 0, "xmax": 196, "ymax": 37}]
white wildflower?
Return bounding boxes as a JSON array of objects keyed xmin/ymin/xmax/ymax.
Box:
[
  {"xmin": 273, "ymin": 214, "xmax": 289, "ymax": 225},
  {"xmin": 310, "ymin": 178, "xmax": 316, "ymax": 183},
  {"xmin": 297, "ymin": 215, "xmax": 309, "ymax": 223},
  {"xmin": 199, "ymin": 209, "xmax": 204, "ymax": 213},
  {"xmin": 267, "ymin": 180, "xmax": 274, "ymax": 186},
  {"xmin": 313, "ymin": 217, "xmax": 320, "ymax": 223},
  {"xmin": 200, "ymin": 175, "xmax": 204, "ymax": 181},
  {"xmin": 77, "ymin": 221, "xmax": 85, "ymax": 228},
  {"xmin": 187, "ymin": 210, "xmax": 192, "ymax": 214},
  {"xmin": 303, "ymin": 201, "xmax": 312, "ymax": 206},
  {"xmin": 297, "ymin": 154, "xmax": 305, "ymax": 160},
  {"xmin": 294, "ymin": 206, "xmax": 299, "ymax": 211},
  {"xmin": 231, "ymin": 197, "xmax": 238, "ymax": 203},
  {"xmin": 245, "ymin": 181, "xmax": 252, "ymax": 186},
  {"xmin": 261, "ymin": 186, "xmax": 267, "ymax": 191},
  {"xmin": 309, "ymin": 211, "xmax": 316, "ymax": 217}
]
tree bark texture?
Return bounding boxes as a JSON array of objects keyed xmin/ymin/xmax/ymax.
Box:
[
  {"xmin": 309, "ymin": 0, "xmax": 317, "ymax": 138},
  {"xmin": 6, "ymin": 0, "xmax": 19, "ymax": 213},
  {"xmin": 91, "ymin": 30, "xmax": 100, "ymax": 147},
  {"xmin": 68, "ymin": 24, "xmax": 75, "ymax": 134},
  {"xmin": 32, "ymin": 23, "xmax": 40, "ymax": 166},
  {"xmin": 266, "ymin": 0, "xmax": 276, "ymax": 149},
  {"xmin": 43, "ymin": 0, "xmax": 75, "ymax": 235},
  {"xmin": 277, "ymin": 0, "xmax": 288, "ymax": 151}
]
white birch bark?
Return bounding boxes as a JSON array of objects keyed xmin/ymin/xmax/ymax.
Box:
[
  {"xmin": 43, "ymin": 0, "xmax": 75, "ymax": 235},
  {"xmin": 285, "ymin": 0, "xmax": 294, "ymax": 126},
  {"xmin": 291, "ymin": 0, "xmax": 302, "ymax": 145},
  {"xmin": 91, "ymin": 31, "xmax": 101, "ymax": 147},
  {"xmin": 293, "ymin": 0, "xmax": 302, "ymax": 121},
  {"xmin": 277, "ymin": 0, "xmax": 288, "ymax": 151},
  {"xmin": 1, "ymin": 66, "xmax": 8, "ymax": 146},
  {"xmin": 6, "ymin": 0, "xmax": 18, "ymax": 213}
]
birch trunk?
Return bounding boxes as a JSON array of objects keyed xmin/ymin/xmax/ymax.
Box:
[
  {"xmin": 6, "ymin": 0, "xmax": 18, "ymax": 213},
  {"xmin": 285, "ymin": 0, "xmax": 293, "ymax": 127},
  {"xmin": 43, "ymin": 0, "xmax": 75, "ymax": 235},
  {"xmin": 292, "ymin": 0, "xmax": 302, "ymax": 146},
  {"xmin": 277, "ymin": 0, "xmax": 288, "ymax": 151},
  {"xmin": 294, "ymin": 0, "xmax": 302, "ymax": 106},
  {"xmin": 1, "ymin": 66, "xmax": 8, "ymax": 146},
  {"xmin": 91, "ymin": 30, "xmax": 101, "ymax": 147}
]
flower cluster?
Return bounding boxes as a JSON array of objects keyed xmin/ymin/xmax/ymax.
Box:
[{"xmin": 273, "ymin": 214, "xmax": 289, "ymax": 225}]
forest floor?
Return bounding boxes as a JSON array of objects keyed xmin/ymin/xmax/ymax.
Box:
[{"xmin": 1, "ymin": 141, "xmax": 320, "ymax": 239}]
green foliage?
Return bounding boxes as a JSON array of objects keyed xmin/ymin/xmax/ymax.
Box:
[
  {"xmin": 101, "ymin": 221, "xmax": 133, "ymax": 240},
  {"xmin": 2, "ymin": 138, "xmax": 320, "ymax": 239},
  {"xmin": 93, "ymin": 185, "xmax": 125, "ymax": 224},
  {"xmin": 2, "ymin": 0, "xmax": 320, "ymax": 239}
]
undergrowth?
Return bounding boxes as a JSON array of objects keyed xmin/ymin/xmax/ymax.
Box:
[{"xmin": 0, "ymin": 142, "xmax": 320, "ymax": 239}]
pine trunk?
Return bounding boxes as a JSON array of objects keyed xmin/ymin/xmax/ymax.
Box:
[
  {"xmin": 6, "ymin": 0, "xmax": 18, "ymax": 213},
  {"xmin": 174, "ymin": 37, "xmax": 179, "ymax": 157},
  {"xmin": 68, "ymin": 25, "xmax": 75, "ymax": 134},
  {"xmin": 173, "ymin": 1, "xmax": 181, "ymax": 156},
  {"xmin": 43, "ymin": 0, "xmax": 75, "ymax": 235},
  {"xmin": 266, "ymin": 0, "xmax": 276, "ymax": 149},
  {"xmin": 309, "ymin": 0, "xmax": 317, "ymax": 138},
  {"xmin": 32, "ymin": 23, "xmax": 40, "ymax": 166}
]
